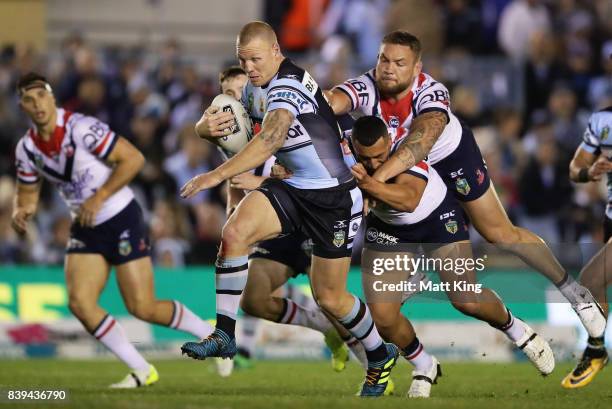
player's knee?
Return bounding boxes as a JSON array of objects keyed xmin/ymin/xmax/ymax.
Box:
[
  {"xmin": 370, "ymin": 307, "xmax": 399, "ymax": 335},
  {"xmin": 220, "ymin": 223, "xmax": 249, "ymax": 254},
  {"xmin": 240, "ymin": 295, "xmax": 266, "ymax": 318},
  {"xmin": 68, "ymin": 293, "xmax": 96, "ymax": 319},
  {"xmin": 125, "ymin": 299, "xmax": 155, "ymax": 322},
  {"xmin": 315, "ymin": 291, "xmax": 344, "ymax": 317},
  {"xmin": 451, "ymin": 301, "xmax": 481, "ymax": 317}
]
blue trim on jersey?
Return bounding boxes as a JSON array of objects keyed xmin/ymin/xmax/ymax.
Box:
[
  {"xmin": 405, "ymin": 170, "xmax": 429, "ymax": 182},
  {"xmin": 278, "ymin": 141, "xmax": 314, "ymax": 153},
  {"xmin": 23, "ymin": 143, "xmax": 75, "ymax": 183},
  {"xmin": 100, "ymin": 134, "xmax": 118, "ymax": 160},
  {"xmin": 335, "ymin": 87, "xmax": 355, "ymax": 112},
  {"xmin": 417, "ymin": 107, "xmax": 450, "ymax": 123}
]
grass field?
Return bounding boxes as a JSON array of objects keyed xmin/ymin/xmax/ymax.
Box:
[{"xmin": 0, "ymin": 359, "xmax": 611, "ymax": 409}]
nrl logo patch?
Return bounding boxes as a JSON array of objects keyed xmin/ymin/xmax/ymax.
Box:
[
  {"xmin": 602, "ymin": 126, "xmax": 610, "ymax": 141},
  {"xmin": 455, "ymin": 178, "xmax": 471, "ymax": 196},
  {"xmin": 445, "ymin": 219, "xmax": 458, "ymax": 234},
  {"xmin": 333, "ymin": 231, "xmax": 345, "ymax": 248},
  {"xmin": 118, "ymin": 239, "xmax": 132, "ymax": 256}
]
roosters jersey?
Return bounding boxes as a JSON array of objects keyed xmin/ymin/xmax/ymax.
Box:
[
  {"xmin": 15, "ymin": 108, "xmax": 134, "ymax": 226},
  {"xmin": 335, "ymin": 70, "xmax": 463, "ymax": 164},
  {"xmin": 349, "ymin": 137, "xmax": 447, "ymax": 225}
]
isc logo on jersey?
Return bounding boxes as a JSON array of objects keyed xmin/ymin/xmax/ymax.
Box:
[{"xmin": 210, "ymin": 94, "xmax": 254, "ymax": 154}]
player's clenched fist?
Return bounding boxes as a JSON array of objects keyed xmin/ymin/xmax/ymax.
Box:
[
  {"xmin": 181, "ymin": 171, "xmax": 224, "ymax": 199},
  {"xmin": 78, "ymin": 193, "xmax": 105, "ymax": 227},
  {"xmin": 11, "ymin": 207, "xmax": 34, "ymax": 235},
  {"xmin": 195, "ymin": 106, "xmax": 236, "ymax": 139},
  {"xmin": 588, "ymin": 157, "xmax": 612, "ymax": 181}
]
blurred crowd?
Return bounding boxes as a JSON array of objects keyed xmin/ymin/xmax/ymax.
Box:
[{"xmin": 0, "ymin": 0, "xmax": 610, "ymax": 266}]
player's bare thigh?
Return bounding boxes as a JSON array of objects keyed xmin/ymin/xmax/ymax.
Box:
[
  {"xmin": 429, "ymin": 240, "xmax": 480, "ymax": 303},
  {"xmin": 221, "ymin": 191, "xmax": 283, "ymax": 256},
  {"xmin": 64, "ymin": 253, "xmax": 111, "ymax": 331},
  {"xmin": 460, "ymin": 183, "xmax": 524, "ymax": 243},
  {"xmin": 241, "ymin": 258, "xmax": 294, "ymax": 318}
]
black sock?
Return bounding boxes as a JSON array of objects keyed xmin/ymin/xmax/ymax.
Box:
[{"xmin": 584, "ymin": 336, "xmax": 606, "ymax": 358}]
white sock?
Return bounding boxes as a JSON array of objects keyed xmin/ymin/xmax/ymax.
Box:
[
  {"xmin": 169, "ymin": 301, "xmax": 214, "ymax": 339},
  {"xmin": 403, "ymin": 338, "xmax": 434, "ymax": 372},
  {"xmin": 499, "ymin": 311, "xmax": 526, "ymax": 343},
  {"xmin": 346, "ymin": 336, "xmax": 368, "ymax": 368},
  {"xmin": 279, "ymin": 299, "xmax": 334, "ymax": 333},
  {"xmin": 557, "ymin": 274, "xmax": 588, "ymax": 304},
  {"xmin": 238, "ymin": 314, "xmax": 259, "ymax": 357},
  {"xmin": 93, "ymin": 314, "xmax": 149, "ymax": 371}
]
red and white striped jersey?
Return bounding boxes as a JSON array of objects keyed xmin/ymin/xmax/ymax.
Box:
[
  {"xmin": 15, "ymin": 108, "xmax": 134, "ymax": 225},
  {"xmin": 334, "ymin": 70, "xmax": 462, "ymax": 164}
]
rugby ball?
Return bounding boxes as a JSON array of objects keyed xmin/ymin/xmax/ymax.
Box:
[{"xmin": 210, "ymin": 93, "xmax": 253, "ymax": 154}]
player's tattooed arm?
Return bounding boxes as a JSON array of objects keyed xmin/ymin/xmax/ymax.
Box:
[
  {"xmin": 373, "ymin": 111, "xmax": 447, "ymax": 182},
  {"xmin": 181, "ymin": 109, "xmax": 294, "ymax": 199},
  {"xmin": 215, "ymin": 108, "xmax": 293, "ymax": 180}
]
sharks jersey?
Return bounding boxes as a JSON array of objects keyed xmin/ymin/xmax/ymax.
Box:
[
  {"xmin": 242, "ymin": 59, "xmax": 353, "ymax": 189},
  {"xmin": 335, "ymin": 70, "xmax": 463, "ymax": 164},
  {"xmin": 15, "ymin": 108, "xmax": 134, "ymax": 226},
  {"xmin": 580, "ymin": 106, "xmax": 612, "ymax": 219}
]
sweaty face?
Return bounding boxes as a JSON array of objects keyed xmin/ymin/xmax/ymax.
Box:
[
  {"xmin": 354, "ymin": 136, "xmax": 391, "ymax": 173},
  {"xmin": 237, "ymin": 38, "xmax": 280, "ymax": 87},
  {"xmin": 221, "ymin": 74, "xmax": 248, "ymax": 101},
  {"xmin": 19, "ymin": 86, "xmax": 57, "ymax": 127},
  {"xmin": 375, "ymin": 43, "xmax": 421, "ymax": 97}
]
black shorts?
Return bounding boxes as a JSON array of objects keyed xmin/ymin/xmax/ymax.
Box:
[
  {"xmin": 67, "ymin": 200, "xmax": 151, "ymax": 265},
  {"xmin": 605, "ymin": 216, "xmax": 612, "ymax": 242},
  {"xmin": 249, "ymin": 232, "xmax": 312, "ymax": 277},
  {"xmin": 433, "ymin": 124, "xmax": 490, "ymax": 202},
  {"xmin": 365, "ymin": 190, "xmax": 469, "ymax": 248},
  {"xmin": 256, "ymin": 178, "xmax": 362, "ymax": 259}
]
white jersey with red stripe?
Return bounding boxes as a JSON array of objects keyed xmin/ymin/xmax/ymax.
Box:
[
  {"xmin": 368, "ymin": 140, "xmax": 447, "ymax": 225},
  {"xmin": 335, "ymin": 70, "xmax": 462, "ymax": 164},
  {"xmin": 15, "ymin": 108, "xmax": 134, "ymax": 226}
]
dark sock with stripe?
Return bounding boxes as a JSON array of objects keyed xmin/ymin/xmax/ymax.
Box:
[
  {"xmin": 215, "ymin": 255, "xmax": 249, "ymax": 338},
  {"xmin": 585, "ymin": 336, "xmax": 607, "ymax": 358}
]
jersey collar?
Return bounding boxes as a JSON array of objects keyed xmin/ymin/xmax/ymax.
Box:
[{"xmin": 29, "ymin": 108, "xmax": 72, "ymax": 158}]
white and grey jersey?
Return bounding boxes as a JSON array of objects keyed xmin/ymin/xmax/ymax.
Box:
[
  {"xmin": 580, "ymin": 106, "xmax": 612, "ymax": 218},
  {"xmin": 242, "ymin": 58, "xmax": 353, "ymax": 189}
]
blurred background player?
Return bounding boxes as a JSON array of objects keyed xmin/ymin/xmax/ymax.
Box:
[
  {"xmin": 564, "ymin": 105, "xmax": 612, "ymax": 388},
  {"xmin": 12, "ymin": 72, "xmax": 215, "ymax": 388},
  {"xmin": 181, "ymin": 22, "xmax": 399, "ymax": 397},
  {"xmin": 351, "ymin": 116, "xmax": 554, "ymax": 397},
  {"xmin": 214, "ymin": 66, "xmax": 356, "ymax": 374},
  {"xmin": 325, "ymin": 30, "xmax": 607, "ymax": 341}
]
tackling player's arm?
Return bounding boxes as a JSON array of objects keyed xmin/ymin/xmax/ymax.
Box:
[
  {"xmin": 569, "ymin": 147, "xmax": 612, "ymax": 183},
  {"xmin": 372, "ymin": 111, "xmax": 447, "ymax": 183},
  {"xmin": 181, "ymin": 108, "xmax": 292, "ymax": 199},
  {"xmin": 11, "ymin": 180, "xmax": 42, "ymax": 235},
  {"xmin": 78, "ymin": 137, "xmax": 145, "ymax": 227},
  {"xmin": 324, "ymin": 89, "xmax": 352, "ymax": 116},
  {"xmin": 351, "ymin": 163, "xmax": 426, "ymax": 212}
]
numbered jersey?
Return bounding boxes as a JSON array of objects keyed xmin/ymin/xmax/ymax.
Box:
[
  {"xmin": 241, "ymin": 58, "xmax": 353, "ymax": 189},
  {"xmin": 15, "ymin": 108, "xmax": 134, "ymax": 226},
  {"xmin": 335, "ymin": 70, "xmax": 463, "ymax": 164},
  {"xmin": 580, "ymin": 106, "xmax": 612, "ymax": 218}
]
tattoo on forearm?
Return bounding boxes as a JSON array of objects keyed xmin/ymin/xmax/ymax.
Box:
[
  {"xmin": 260, "ymin": 109, "xmax": 293, "ymax": 151},
  {"xmin": 396, "ymin": 111, "xmax": 447, "ymax": 168}
]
